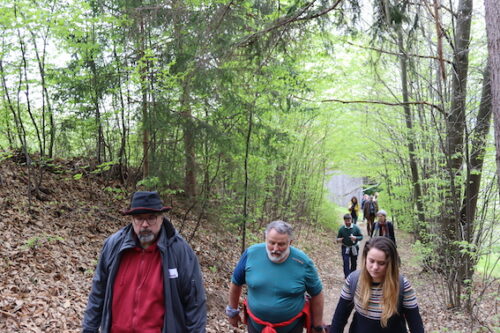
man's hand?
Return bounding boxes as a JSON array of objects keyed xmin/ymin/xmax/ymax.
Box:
[
  {"xmin": 228, "ymin": 313, "xmax": 242, "ymax": 328},
  {"xmin": 312, "ymin": 324, "xmax": 327, "ymax": 332},
  {"xmin": 310, "ymin": 292, "xmax": 325, "ymax": 332},
  {"xmin": 228, "ymin": 283, "xmax": 243, "ymax": 327}
]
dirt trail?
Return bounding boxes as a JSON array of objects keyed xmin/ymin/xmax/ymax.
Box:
[
  {"xmin": 1, "ymin": 158, "xmax": 496, "ymax": 333},
  {"xmin": 212, "ymin": 219, "xmax": 499, "ymax": 333},
  {"xmin": 314, "ymin": 220, "xmax": 369, "ymax": 330}
]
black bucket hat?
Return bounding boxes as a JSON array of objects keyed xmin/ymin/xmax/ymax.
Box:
[{"xmin": 122, "ymin": 191, "xmax": 171, "ymax": 215}]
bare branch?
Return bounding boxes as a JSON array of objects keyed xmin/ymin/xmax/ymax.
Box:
[
  {"xmin": 342, "ymin": 40, "xmax": 453, "ymax": 65},
  {"xmin": 320, "ymin": 98, "xmax": 444, "ymax": 114},
  {"xmin": 291, "ymin": 94, "xmax": 445, "ymax": 114},
  {"xmin": 234, "ymin": 0, "xmax": 342, "ymax": 47},
  {"xmin": 296, "ymin": 0, "xmax": 343, "ymax": 21}
]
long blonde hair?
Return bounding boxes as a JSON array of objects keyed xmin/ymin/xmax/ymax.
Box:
[{"xmin": 356, "ymin": 237, "xmax": 400, "ymax": 327}]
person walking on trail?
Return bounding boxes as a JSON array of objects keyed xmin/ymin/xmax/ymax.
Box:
[
  {"xmin": 370, "ymin": 209, "xmax": 396, "ymax": 246},
  {"xmin": 360, "ymin": 194, "xmax": 369, "ymax": 211},
  {"xmin": 82, "ymin": 191, "xmax": 207, "ymax": 333},
  {"xmin": 336, "ymin": 214, "xmax": 363, "ymax": 279},
  {"xmin": 227, "ymin": 220, "xmax": 327, "ymax": 333},
  {"xmin": 347, "ymin": 196, "xmax": 360, "ymax": 224},
  {"xmin": 362, "ymin": 195, "xmax": 378, "ymax": 237},
  {"xmin": 328, "ymin": 237, "xmax": 424, "ymax": 333}
]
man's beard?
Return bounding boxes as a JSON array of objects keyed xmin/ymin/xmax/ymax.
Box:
[
  {"xmin": 138, "ymin": 230, "xmax": 156, "ymax": 245},
  {"xmin": 266, "ymin": 246, "xmax": 290, "ymax": 263}
]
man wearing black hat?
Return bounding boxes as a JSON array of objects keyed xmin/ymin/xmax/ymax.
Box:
[
  {"xmin": 336, "ymin": 214, "xmax": 363, "ymax": 279},
  {"xmin": 82, "ymin": 191, "xmax": 206, "ymax": 333}
]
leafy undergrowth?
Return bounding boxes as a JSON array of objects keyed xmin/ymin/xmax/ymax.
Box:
[{"xmin": 0, "ymin": 158, "xmax": 498, "ymax": 332}]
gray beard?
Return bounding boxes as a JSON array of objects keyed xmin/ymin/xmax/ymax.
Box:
[
  {"xmin": 266, "ymin": 246, "xmax": 290, "ymax": 263},
  {"xmin": 138, "ymin": 231, "xmax": 155, "ymax": 246}
]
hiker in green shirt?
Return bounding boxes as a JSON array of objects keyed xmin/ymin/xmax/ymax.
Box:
[{"xmin": 336, "ymin": 214, "xmax": 363, "ymax": 278}]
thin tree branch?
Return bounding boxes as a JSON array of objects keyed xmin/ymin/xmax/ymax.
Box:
[
  {"xmin": 296, "ymin": 0, "xmax": 343, "ymax": 21},
  {"xmin": 211, "ymin": 0, "xmax": 236, "ymax": 32},
  {"xmin": 234, "ymin": 0, "xmax": 342, "ymax": 47},
  {"xmin": 343, "ymin": 39, "xmax": 453, "ymax": 64},
  {"xmin": 296, "ymin": 96, "xmax": 445, "ymax": 114}
]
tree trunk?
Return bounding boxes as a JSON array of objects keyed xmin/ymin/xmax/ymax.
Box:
[
  {"xmin": 171, "ymin": 0, "xmax": 196, "ymax": 198},
  {"xmin": 396, "ymin": 27, "xmax": 426, "ymax": 240},
  {"xmin": 460, "ymin": 64, "xmax": 492, "ymax": 311},
  {"xmin": 0, "ymin": 59, "xmax": 27, "ymax": 151},
  {"xmin": 242, "ymin": 104, "xmax": 253, "ymax": 253},
  {"xmin": 447, "ymin": 0, "xmax": 472, "ymax": 190},
  {"xmin": 90, "ymin": 58, "xmax": 105, "ymax": 164},
  {"xmin": 113, "ymin": 45, "xmax": 128, "ymax": 184},
  {"xmin": 181, "ymin": 84, "xmax": 197, "ymax": 199},
  {"xmin": 442, "ymin": 0, "xmax": 473, "ymax": 308},
  {"xmin": 461, "ymin": 65, "xmax": 491, "ymax": 234},
  {"xmin": 139, "ymin": 17, "xmax": 150, "ymax": 179},
  {"xmin": 141, "ymin": 80, "xmax": 149, "ymax": 179},
  {"xmin": 18, "ymin": 29, "xmax": 43, "ymax": 156},
  {"xmin": 484, "ymin": 0, "xmax": 500, "ymax": 195}
]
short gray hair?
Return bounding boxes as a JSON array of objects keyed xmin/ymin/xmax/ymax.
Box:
[
  {"xmin": 265, "ymin": 220, "xmax": 294, "ymax": 239},
  {"xmin": 377, "ymin": 209, "xmax": 387, "ymax": 217}
]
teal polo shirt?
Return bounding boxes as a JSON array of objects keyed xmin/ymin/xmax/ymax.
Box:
[{"xmin": 232, "ymin": 243, "xmax": 322, "ymax": 332}]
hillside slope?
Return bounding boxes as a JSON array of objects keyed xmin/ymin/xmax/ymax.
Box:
[{"xmin": 0, "ymin": 156, "xmax": 497, "ymax": 332}]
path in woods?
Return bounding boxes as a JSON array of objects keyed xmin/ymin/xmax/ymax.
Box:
[
  {"xmin": 309, "ymin": 222, "xmax": 499, "ymax": 333},
  {"xmin": 317, "ymin": 220, "xmax": 369, "ymax": 331},
  {"xmin": 208, "ymin": 221, "xmax": 369, "ymax": 333},
  {"xmin": 210, "ymin": 218, "xmax": 495, "ymax": 333},
  {"xmin": 1, "ymin": 159, "xmax": 496, "ymax": 332}
]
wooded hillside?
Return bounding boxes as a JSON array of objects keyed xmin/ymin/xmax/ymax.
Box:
[
  {"xmin": 0, "ymin": 155, "xmax": 498, "ymax": 332},
  {"xmin": 1, "ymin": 0, "xmax": 499, "ymax": 331}
]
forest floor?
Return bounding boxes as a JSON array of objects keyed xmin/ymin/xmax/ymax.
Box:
[{"xmin": 0, "ymin": 156, "xmax": 498, "ymax": 332}]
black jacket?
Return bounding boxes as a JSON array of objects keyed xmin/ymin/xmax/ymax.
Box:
[
  {"xmin": 370, "ymin": 221, "xmax": 396, "ymax": 246},
  {"xmin": 82, "ymin": 218, "xmax": 206, "ymax": 332}
]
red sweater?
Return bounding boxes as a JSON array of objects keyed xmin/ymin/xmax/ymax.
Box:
[{"xmin": 111, "ymin": 243, "xmax": 165, "ymax": 333}]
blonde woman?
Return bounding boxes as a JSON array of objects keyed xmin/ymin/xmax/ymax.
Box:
[{"xmin": 328, "ymin": 237, "xmax": 424, "ymax": 333}]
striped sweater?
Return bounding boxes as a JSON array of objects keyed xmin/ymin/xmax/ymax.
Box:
[{"xmin": 329, "ymin": 273, "xmax": 424, "ymax": 333}]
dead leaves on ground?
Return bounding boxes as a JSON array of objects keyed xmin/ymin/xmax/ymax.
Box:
[{"xmin": 0, "ymin": 158, "xmax": 498, "ymax": 332}]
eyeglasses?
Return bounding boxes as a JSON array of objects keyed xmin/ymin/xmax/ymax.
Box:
[{"xmin": 133, "ymin": 215, "xmax": 160, "ymax": 225}]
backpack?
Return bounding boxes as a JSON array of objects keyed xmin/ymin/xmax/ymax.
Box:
[
  {"xmin": 369, "ymin": 201, "xmax": 376, "ymax": 214},
  {"xmin": 348, "ymin": 270, "xmax": 405, "ymax": 312}
]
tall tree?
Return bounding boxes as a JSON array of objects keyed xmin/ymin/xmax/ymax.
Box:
[
  {"xmin": 484, "ymin": 0, "xmax": 500, "ymax": 194},
  {"xmin": 441, "ymin": 0, "xmax": 473, "ymax": 308},
  {"xmin": 460, "ymin": 64, "xmax": 492, "ymax": 310},
  {"xmin": 395, "ymin": 18, "xmax": 426, "ymax": 240}
]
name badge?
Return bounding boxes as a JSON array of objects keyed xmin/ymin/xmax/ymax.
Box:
[{"xmin": 169, "ymin": 268, "xmax": 178, "ymax": 279}]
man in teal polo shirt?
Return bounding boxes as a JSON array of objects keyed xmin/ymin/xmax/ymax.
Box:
[{"xmin": 226, "ymin": 220, "xmax": 326, "ymax": 333}]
